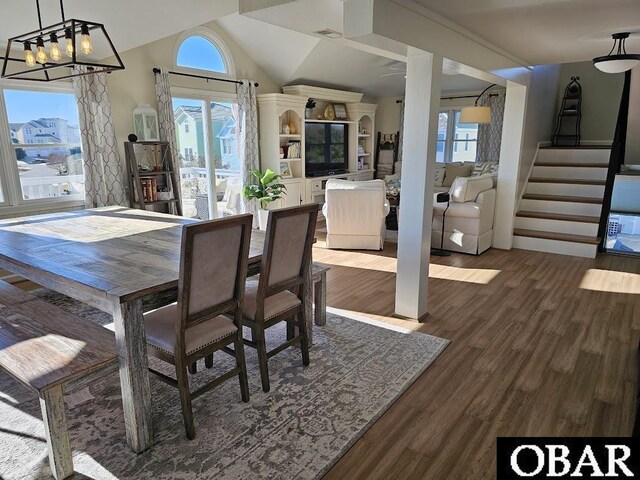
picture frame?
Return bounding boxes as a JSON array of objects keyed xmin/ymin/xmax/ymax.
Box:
[
  {"xmin": 279, "ymin": 161, "xmax": 292, "ymax": 178},
  {"xmin": 333, "ymin": 103, "xmax": 348, "ymax": 120}
]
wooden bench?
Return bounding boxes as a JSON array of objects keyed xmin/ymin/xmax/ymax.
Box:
[{"xmin": 0, "ymin": 281, "xmax": 117, "ymax": 479}]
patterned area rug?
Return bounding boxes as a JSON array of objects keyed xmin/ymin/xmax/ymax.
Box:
[{"xmin": 0, "ymin": 290, "xmax": 449, "ymax": 480}]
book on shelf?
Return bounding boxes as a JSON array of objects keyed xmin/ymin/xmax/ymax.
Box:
[{"xmin": 137, "ymin": 178, "xmax": 159, "ymax": 203}]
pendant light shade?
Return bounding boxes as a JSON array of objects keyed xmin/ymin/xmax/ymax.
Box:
[
  {"xmin": 593, "ymin": 33, "xmax": 640, "ymax": 74},
  {"xmin": 460, "ymin": 106, "xmax": 491, "ymax": 124}
]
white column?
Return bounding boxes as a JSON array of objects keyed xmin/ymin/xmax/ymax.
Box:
[
  {"xmin": 395, "ymin": 49, "xmax": 443, "ymax": 319},
  {"xmin": 493, "ymin": 81, "xmax": 528, "ymax": 249}
]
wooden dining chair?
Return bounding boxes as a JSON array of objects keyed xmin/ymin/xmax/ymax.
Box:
[
  {"xmin": 242, "ymin": 204, "xmax": 318, "ymax": 392},
  {"xmin": 144, "ymin": 213, "xmax": 253, "ymax": 439}
]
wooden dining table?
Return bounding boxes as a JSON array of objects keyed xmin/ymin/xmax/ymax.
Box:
[{"xmin": 0, "ymin": 206, "xmax": 269, "ymax": 453}]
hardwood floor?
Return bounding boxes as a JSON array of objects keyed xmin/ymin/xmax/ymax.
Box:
[{"xmin": 312, "ymin": 239, "xmax": 640, "ymax": 479}]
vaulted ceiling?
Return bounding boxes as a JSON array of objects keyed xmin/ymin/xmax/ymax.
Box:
[{"xmin": 1, "ymin": 0, "xmax": 637, "ymax": 97}]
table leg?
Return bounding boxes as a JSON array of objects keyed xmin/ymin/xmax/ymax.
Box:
[
  {"xmin": 112, "ymin": 298, "xmax": 154, "ymax": 453},
  {"xmin": 40, "ymin": 385, "xmax": 73, "ymax": 480},
  {"xmin": 314, "ymin": 272, "xmax": 327, "ymax": 326}
]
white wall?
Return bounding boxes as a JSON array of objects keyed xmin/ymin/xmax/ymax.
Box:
[
  {"xmin": 517, "ymin": 64, "xmax": 561, "ymax": 198},
  {"xmin": 375, "ymin": 96, "xmax": 402, "ymax": 135},
  {"xmin": 106, "ymin": 21, "xmax": 281, "ymax": 163},
  {"xmin": 627, "ymin": 66, "xmax": 640, "ymax": 165},
  {"xmin": 555, "ymin": 61, "xmax": 624, "ymax": 144}
]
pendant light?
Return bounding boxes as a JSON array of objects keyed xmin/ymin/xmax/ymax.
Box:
[
  {"xmin": 1, "ymin": 0, "xmax": 124, "ymax": 81},
  {"xmin": 593, "ymin": 33, "xmax": 640, "ymax": 74}
]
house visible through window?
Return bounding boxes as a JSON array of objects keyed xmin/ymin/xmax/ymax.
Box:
[
  {"xmin": 173, "ymin": 98, "xmax": 239, "ymax": 219},
  {"xmin": 437, "ymin": 108, "xmax": 479, "ymax": 163},
  {"xmin": 2, "ymin": 87, "xmax": 84, "ymax": 203}
]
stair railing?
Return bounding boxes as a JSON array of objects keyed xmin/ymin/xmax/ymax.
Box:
[{"xmin": 597, "ymin": 70, "xmax": 632, "ymax": 253}]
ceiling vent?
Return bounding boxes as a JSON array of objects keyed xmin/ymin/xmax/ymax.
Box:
[{"xmin": 314, "ymin": 29, "xmax": 342, "ymax": 39}]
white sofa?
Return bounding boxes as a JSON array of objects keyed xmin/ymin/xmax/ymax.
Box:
[
  {"xmin": 322, "ymin": 179, "xmax": 390, "ymax": 250},
  {"xmin": 431, "ymin": 174, "xmax": 496, "ymax": 255}
]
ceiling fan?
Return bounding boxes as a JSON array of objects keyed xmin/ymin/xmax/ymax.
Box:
[{"xmin": 380, "ymin": 61, "xmax": 406, "ymax": 78}]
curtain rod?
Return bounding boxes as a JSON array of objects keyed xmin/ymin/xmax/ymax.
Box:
[
  {"xmin": 152, "ymin": 68, "xmax": 258, "ymax": 87},
  {"xmin": 397, "ymin": 93, "xmax": 499, "ymax": 103}
]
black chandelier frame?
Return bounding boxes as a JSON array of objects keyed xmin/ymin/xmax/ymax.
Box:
[{"xmin": 1, "ymin": 0, "xmax": 124, "ymax": 82}]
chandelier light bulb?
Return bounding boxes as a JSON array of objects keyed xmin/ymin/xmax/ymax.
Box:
[
  {"xmin": 23, "ymin": 41, "xmax": 36, "ymax": 67},
  {"xmin": 80, "ymin": 24, "xmax": 93, "ymax": 54},
  {"xmin": 49, "ymin": 32, "xmax": 61, "ymax": 61},
  {"xmin": 65, "ymin": 28, "xmax": 74, "ymax": 57},
  {"xmin": 35, "ymin": 37, "xmax": 48, "ymax": 64}
]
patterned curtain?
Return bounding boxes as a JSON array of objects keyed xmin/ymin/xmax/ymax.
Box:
[
  {"xmin": 476, "ymin": 89, "xmax": 506, "ymax": 163},
  {"xmin": 154, "ymin": 68, "xmax": 182, "ymax": 211},
  {"xmin": 73, "ymin": 67, "xmax": 127, "ymax": 208},
  {"xmin": 237, "ymin": 80, "xmax": 259, "ymax": 220}
]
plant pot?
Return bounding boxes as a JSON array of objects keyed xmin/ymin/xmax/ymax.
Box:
[{"xmin": 257, "ymin": 209, "xmax": 270, "ymax": 231}]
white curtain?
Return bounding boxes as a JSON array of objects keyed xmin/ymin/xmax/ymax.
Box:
[
  {"xmin": 237, "ymin": 80, "xmax": 259, "ymax": 220},
  {"xmin": 154, "ymin": 68, "xmax": 182, "ymax": 212},
  {"xmin": 73, "ymin": 67, "xmax": 127, "ymax": 207},
  {"xmin": 476, "ymin": 89, "xmax": 506, "ymax": 163}
]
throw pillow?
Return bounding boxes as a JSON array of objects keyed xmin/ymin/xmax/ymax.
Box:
[
  {"xmin": 434, "ymin": 166, "xmax": 446, "ymax": 187},
  {"xmin": 484, "ymin": 162, "xmax": 499, "ymax": 175},
  {"xmin": 443, "ymin": 163, "xmax": 474, "ymax": 187},
  {"xmin": 471, "ymin": 163, "xmax": 486, "ymax": 176}
]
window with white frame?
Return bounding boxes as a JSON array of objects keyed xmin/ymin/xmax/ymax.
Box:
[
  {"xmin": 437, "ymin": 108, "xmax": 479, "ymax": 163},
  {"xmin": 175, "ymin": 29, "xmax": 234, "ymax": 77},
  {"xmin": 0, "ymin": 84, "xmax": 84, "ymax": 205}
]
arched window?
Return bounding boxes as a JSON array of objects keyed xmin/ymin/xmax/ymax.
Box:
[{"xmin": 175, "ymin": 29, "xmax": 235, "ymax": 76}]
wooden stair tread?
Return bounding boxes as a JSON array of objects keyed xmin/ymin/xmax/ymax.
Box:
[
  {"xmin": 528, "ymin": 177, "xmax": 606, "ymax": 186},
  {"xmin": 516, "ymin": 211, "xmax": 600, "ymax": 224},
  {"xmin": 535, "ymin": 162, "xmax": 608, "ymax": 168},
  {"xmin": 513, "ymin": 229, "xmax": 600, "ymax": 245},
  {"xmin": 522, "ymin": 193, "xmax": 602, "ymax": 204}
]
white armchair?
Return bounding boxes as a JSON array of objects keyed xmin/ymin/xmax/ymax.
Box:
[
  {"xmin": 322, "ymin": 179, "xmax": 390, "ymax": 250},
  {"xmin": 431, "ymin": 174, "xmax": 496, "ymax": 255}
]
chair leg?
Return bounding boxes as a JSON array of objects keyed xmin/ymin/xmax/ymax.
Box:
[
  {"xmin": 175, "ymin": 362, "xmax": 195, "ymax": 440},
  {"xmin": 205, "ymin": 353, "xmax": 213, "ymax": 369},
  {"xmin": 297, "ymin": 312, "xmax": 310, "ymax": 367},
  {"xmin": 234, "ymin": 333, "xmax": 250, "ymax": 402},
  {"xmin": 286, "ymin": 319, "xmax": 295, "ymax": 341},
  {"xmin": 188, "ymin": 362, "xmax": 197, "ymax": 374},
  {"xmin": 255, "ymin": 326, "xmax": 270, "ymax": 392}
]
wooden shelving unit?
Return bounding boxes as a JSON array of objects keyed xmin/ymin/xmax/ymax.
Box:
[{"xmin": 124, "ymin": 141, "xmax": 182, "ymax": 216}]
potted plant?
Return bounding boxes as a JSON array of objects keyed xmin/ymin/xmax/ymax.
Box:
[{"xmin": 242, "ymin": 168, "xmax": 287, "ymax": 230}]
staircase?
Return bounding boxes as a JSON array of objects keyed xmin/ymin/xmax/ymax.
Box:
[{"xmin": 513, "ymin": 147, "xmax": 610, "ymax": 258}]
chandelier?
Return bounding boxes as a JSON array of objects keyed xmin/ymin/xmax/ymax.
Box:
[
  {"xmin": 1, "ymin": 0, "xmax": 124, "ymax": 82},
  {"xmin": 593, "ymin": 32, "xmax": 640, "ymax": 74}
]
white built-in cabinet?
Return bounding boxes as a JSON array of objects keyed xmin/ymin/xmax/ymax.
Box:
[{"xmin": 258, "ymin": 86, "xmax": 377, "ymax": 209}]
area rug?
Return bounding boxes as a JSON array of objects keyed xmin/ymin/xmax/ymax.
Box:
[{"xmin": 0, "ymin": 290, "xmax": 449, "ymax": 480}]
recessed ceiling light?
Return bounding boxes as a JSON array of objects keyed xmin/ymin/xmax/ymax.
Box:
[{"xmin": 314, "ymin": 29, "xmax": 342, "ymax": 39}]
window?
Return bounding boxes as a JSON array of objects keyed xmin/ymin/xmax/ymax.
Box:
[
  {"xmin": 221, "ymin": 138, "xmax": 232, "ymax": 156},
  {"xmin": 184, "ymin": 123, "xmax": 189, "ymax": 133},
  {"xmin": 437, "ymin": 108, "xmax": 479, "ymax": 163},
  {"xmin": 1, "ymin": 86, "xmax": 84, "ymax": 204},
  {"xmin": 176, "ymin": 35, "xmax": 228, "ymax": 74},
  {"xmin": 173, "ymin": 96, "xmax": 239, "ymax": 219}
]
